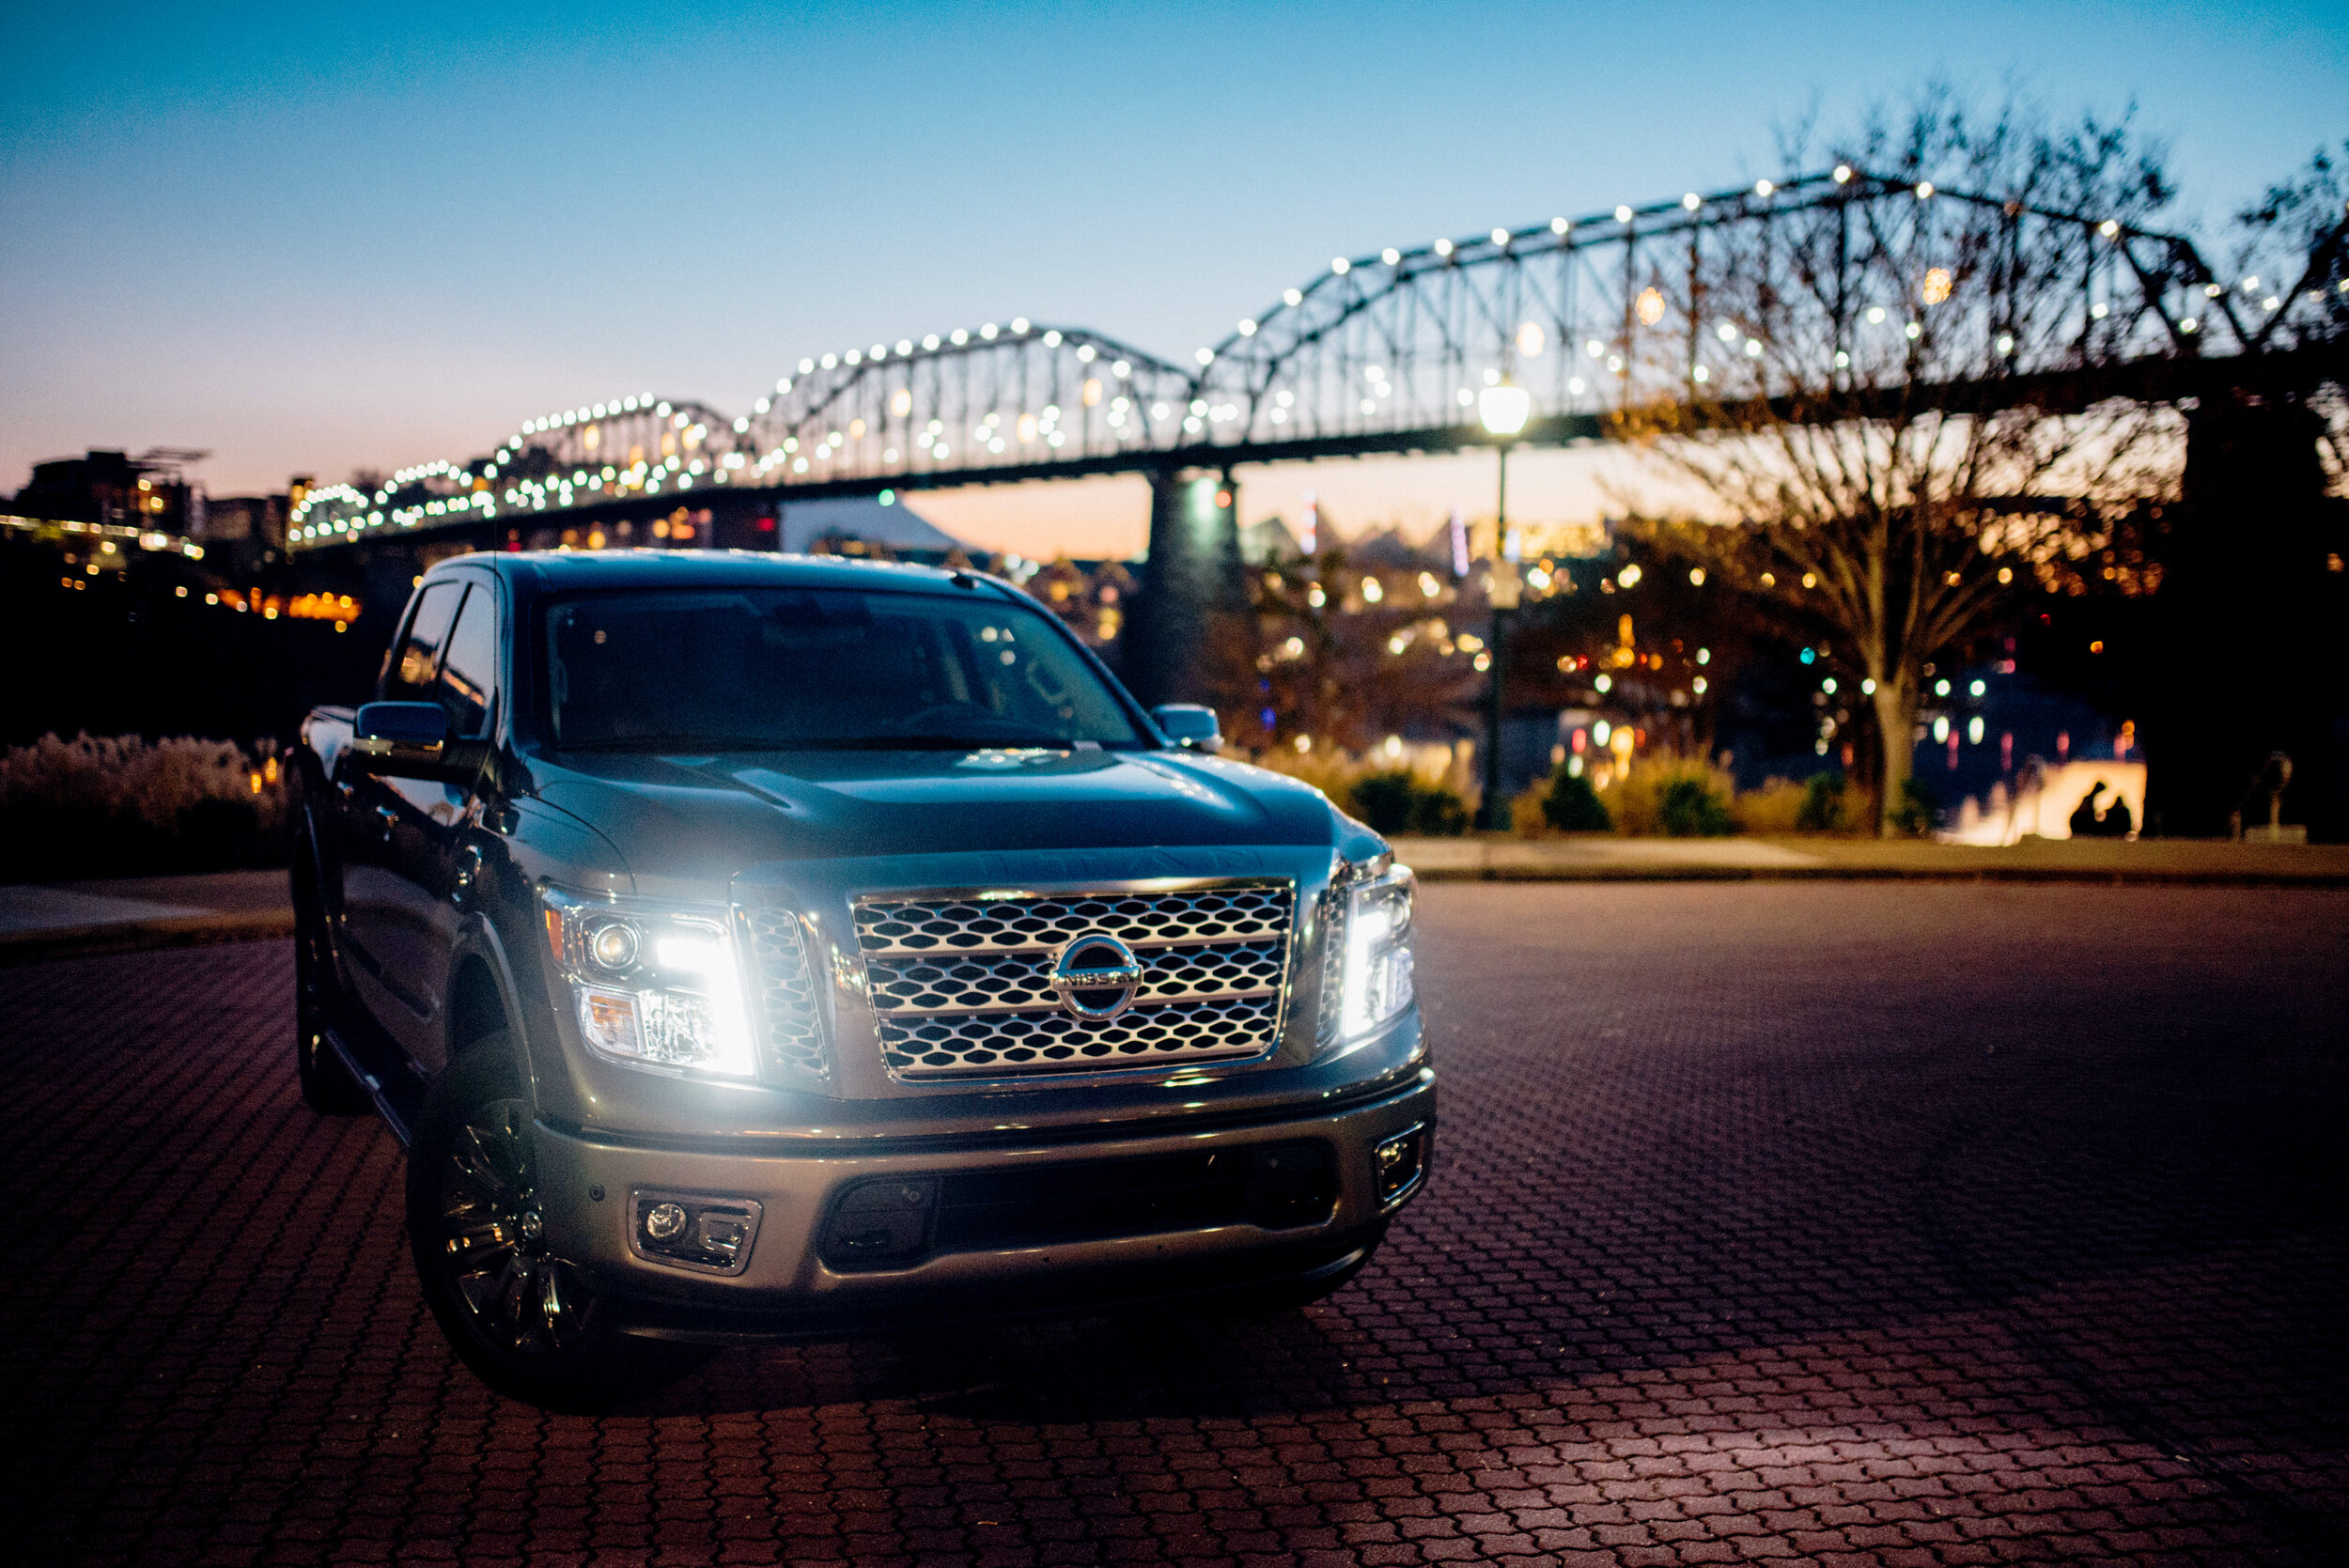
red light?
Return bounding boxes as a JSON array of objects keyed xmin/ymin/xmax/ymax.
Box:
[
  {"xmin": 1215, "ymin": 490, "xmax": 1232, "ymax": 508},
  {"xmin": 756, "ymin": 517, "xmax": 776, "ymax": 532}
]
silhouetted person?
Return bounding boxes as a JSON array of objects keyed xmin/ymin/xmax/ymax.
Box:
[
  {"xmin": 2070, "ymin": 784, "xmax": 2108, "ymax": 838},
  {"xmin": 2103, "ymin": 795, "xmax": 2133, "ymax": 838}
]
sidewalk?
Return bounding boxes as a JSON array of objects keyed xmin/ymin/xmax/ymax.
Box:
[
  {"xmin": 1391, "ymin": 833, "xmax": 2349, "ymax": 884},
  {"xmin": 0, "ymin": 869, "xmax": 293, "ymax": 966}
]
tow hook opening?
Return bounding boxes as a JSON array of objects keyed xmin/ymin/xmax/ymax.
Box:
[{"xmin": 821, "ymin": 1177, "xmax": 941, "ymax": 1268}]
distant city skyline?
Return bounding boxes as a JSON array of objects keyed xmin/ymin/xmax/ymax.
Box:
[{"xmin": 5, "ymin": 1, "xmax": 2343, "ymax": 557}]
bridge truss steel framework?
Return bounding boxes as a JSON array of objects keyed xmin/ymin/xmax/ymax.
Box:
[{"xmin": 287, "ymin": 166, "xmax": 2345, "ymax": 560}]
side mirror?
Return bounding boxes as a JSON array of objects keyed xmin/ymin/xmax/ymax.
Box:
[
  {"xmin": 352, "ymin": 702, "xmax": 465, "ymax": 780},
  {"xmin": 1151, "ymin": 703, "xmax": 1222, "ymax": 754}
]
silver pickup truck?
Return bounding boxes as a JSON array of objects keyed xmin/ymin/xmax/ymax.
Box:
[{"xmin": 290, "ymin": 550, "xmax": 1433, "ymax": 1405}]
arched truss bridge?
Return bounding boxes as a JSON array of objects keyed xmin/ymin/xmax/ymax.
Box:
[{"xmin": 291, "ymin": 166, "xmax": 2344, "ymax": 550}]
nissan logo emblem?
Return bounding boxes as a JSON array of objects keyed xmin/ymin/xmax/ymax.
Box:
[{"xmin": 1048, "ymin": 933, "xmax": 1146, "ymax": 1020}]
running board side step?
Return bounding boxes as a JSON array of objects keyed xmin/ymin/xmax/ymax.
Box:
[{"xmin": 324, "ymin": 1025, "xmax": 425, "ymax": 1147}]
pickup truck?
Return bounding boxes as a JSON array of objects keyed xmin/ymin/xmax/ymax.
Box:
[{"xmin": 290, "ymin": 550, "xmax": 1433, "ymax": 1405}]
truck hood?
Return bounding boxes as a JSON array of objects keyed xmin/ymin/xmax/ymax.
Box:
[{"xmin": 524, "ymin": 746, "xmax": 1361, "ymax": 884}]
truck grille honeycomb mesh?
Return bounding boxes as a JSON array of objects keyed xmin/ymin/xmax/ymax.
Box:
[
  {"xmin": 855, "ymin": 884, "xmax": 1290, "ymax": 955},
  {"xmin": 854, "ymin": 882, "xmax": 1295, "ymax": 1079},
  {"xmin": 741, "ymin": 907, "xmax": 829, "ymax": 1085}
]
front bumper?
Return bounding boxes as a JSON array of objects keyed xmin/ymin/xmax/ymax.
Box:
[{"xmin": 531, "ymin": 1069, "xmax": 1436, "ymax": 1342}]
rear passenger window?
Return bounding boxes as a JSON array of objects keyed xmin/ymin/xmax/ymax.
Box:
[
  {"xmin": 383, "ymin": 583, "xmax": 461, "ymax": 703},
  {"xmin": 438, "ymin": 586, "xmax": 499, "ymax": 737}
]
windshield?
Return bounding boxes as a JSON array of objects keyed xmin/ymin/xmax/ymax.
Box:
[{"xmin": 539, "ymin": 586, "xmax": 1146, "ymax": 752}]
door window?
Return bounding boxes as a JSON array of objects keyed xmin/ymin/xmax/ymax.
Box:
[
  {"xmin": 383, "ymin": 582, "xmax": 462, "ymax": 703},
  {"xmin": 438, "ymin": 585, "xmax": 500, "ymax": 737}
]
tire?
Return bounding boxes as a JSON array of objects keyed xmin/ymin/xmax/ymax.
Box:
[
  {"xmin": 406, "ymin": 1034, "xmax": 703, "ymax": 1407},
  {"xmin": 293, "ymin": 846, "xmax": 369, "ymax": 1114}
]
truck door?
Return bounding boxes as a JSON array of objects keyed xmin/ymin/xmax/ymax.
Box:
[
  {"xmin": 364, "ymin": 574, "xmax": 503, "ymax": 1072},
  {"xmin": 340, "ymin": 579, "xmax": 463, "ymax": 1054}
]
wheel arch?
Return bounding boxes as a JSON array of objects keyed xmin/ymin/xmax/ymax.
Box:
[{"xmin": 444, "ymin": 914, "xmax": 539, "ymax": 1095}]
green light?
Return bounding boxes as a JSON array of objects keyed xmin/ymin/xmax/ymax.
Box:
[{"xmin": 879, "ymin": 489, "xmax": 895, "ymax": 506}]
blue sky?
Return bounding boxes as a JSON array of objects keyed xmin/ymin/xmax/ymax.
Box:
[{"xmin": 3, "ymin": 2, "xmax": 2343, "ymax": 554}]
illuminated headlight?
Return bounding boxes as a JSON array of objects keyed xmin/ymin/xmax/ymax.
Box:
[
  {"xmin": 1330, "ymin": 862, "xmax": 1416, "ymax": 1045},
  {"xmin": 542, "ymin": 890, "xmax": 757, "ymax": 1080}
]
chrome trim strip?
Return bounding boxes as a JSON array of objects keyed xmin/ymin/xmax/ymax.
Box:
[
  {"xmin": 856, "ymin": 928, "xmax": 1288, "ymax": 958},
  {"xmin": 873, "ymin": 985, "xmax": 1283, "ymax": 1020}
]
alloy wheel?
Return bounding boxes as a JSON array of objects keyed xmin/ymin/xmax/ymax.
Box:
[{"xmin": 436, "ymin": 1097, "xmax": 591, "ymax": 1357}]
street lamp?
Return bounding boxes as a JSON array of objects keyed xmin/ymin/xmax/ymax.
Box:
[{"xmin": 1476, "ymin": 380, "xmax": 1530, "ymax": 830}]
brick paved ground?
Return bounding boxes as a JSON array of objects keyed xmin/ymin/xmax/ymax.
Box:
[{"xmin": 3, "ymin": 883, "xmax": 2344, "ymax": 1566}]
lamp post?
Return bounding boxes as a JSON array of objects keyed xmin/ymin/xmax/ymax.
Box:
[{"xmin": 1475, "ymin": 380, "xmax": 1530, "ymax": 831}]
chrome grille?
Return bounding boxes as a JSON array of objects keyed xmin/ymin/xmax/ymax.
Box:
[
  {"xmin": 854, "ymin": 882, "xmax": 1295, "ymax": 1079},
  {"xmin": 742, "ymin": 906, "xmax": 829, "ymax": 1085}
]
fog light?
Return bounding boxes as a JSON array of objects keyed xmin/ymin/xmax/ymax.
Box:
[
  {"xmin": 630, "ymin": 1190, "xmax": 763, "ymax": 1274},
  {"xmin": 1374, "ymin": 1124, "xmax": 1429, "ymax": 1206}
]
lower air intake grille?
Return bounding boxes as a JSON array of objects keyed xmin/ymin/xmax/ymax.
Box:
[{"xmin": 854, "ymin": 882, "xmax": 1296, "ymax": 1079}]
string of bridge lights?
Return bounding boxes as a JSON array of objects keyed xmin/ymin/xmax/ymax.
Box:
[{"xmin": 289, "ymin": 168, "xmax": 2295, "ymax": 549}]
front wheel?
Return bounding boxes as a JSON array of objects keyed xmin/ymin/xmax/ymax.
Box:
[{"xmin": 406, "ymin": 1035, "xmax": 701, "ymax": 1407}]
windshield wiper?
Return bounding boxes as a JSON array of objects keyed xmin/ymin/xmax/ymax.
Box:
[
  {"xmin": 557, "ymin": 735, "xmax": 791, "ymax": 753},
  {"xmin": 794, "ymin": 734, "xmax": 1077, "ymax": 752}
]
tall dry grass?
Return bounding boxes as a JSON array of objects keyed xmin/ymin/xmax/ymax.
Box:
[{"xmin": 0, "ymin": 732, "xmax": 291, "ymax": 881}]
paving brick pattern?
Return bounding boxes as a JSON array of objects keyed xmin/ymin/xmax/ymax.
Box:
[{"xmin": 3, "ymin": 883, "xmax": 2344, "ymax": 1565}]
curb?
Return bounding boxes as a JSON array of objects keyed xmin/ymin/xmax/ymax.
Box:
[{"xmin": 0, "ymin": 909, "xmax": 295, "ymax": 969}]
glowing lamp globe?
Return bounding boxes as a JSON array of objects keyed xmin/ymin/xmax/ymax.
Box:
[{"xmin": 1478, "ymin": 381, "xmax": 1532, "ymax": 437}]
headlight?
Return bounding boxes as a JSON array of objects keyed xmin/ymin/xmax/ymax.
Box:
[
  {"xmin": 1322, "ymin": 860, "xmax": 1416, "ymax": 1049},
  {"xmin": 542, "ymin": 889, "xmax": 758, "ymax": 1080}
]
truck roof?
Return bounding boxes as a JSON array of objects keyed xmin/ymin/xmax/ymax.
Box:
[{"xmin": 436, "ymin": 550, "xmax": 1003, "ymax": 598}]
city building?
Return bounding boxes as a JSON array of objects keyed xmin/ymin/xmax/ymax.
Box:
[{"xmin": 8, "ymin": 448, "xmax": 207, "ymax": 534}]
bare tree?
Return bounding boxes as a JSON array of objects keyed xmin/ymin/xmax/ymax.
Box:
[
  {"xmin": 1614, "ymin": 90, "xmax": 2183, "ymax": 831},
  {"xmin": 2227, "ymin": 138, "xmax": 2349, "ymax": 491},
  {"xmin": 1243, "ymin": 537, "xmax": 1482, "ymax": 757}
]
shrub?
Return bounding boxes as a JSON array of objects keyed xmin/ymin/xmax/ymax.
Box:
[
  {"xmin": 1732, "ymin": 777, "xmax": 1811, "ymax": 834},
  {"xmin": 1410, "ymin": 784, "xmax": 1470, "ymax": 836},
  {"xmin": 1540, "ymin": 767, "xmax": 1613, "ymax": 832},
  {"xmin": 1599, "ymin": 756, "xmax": 1739, "ymax": 836},
  {"xmin": 1509, "ymin": 789, "xmax": 1550, "ymax": 837},
  {"xmin": 0, "ymin": 732, "xmax": 291, "ymax": 881},
  {"xmin": 1346, "ymin": 768, "xmax": 1468, "ymax": 836},
  {"xmin": 1346, "ymin": 769, "xmax": 1420, "ymax": 834},
  {"xmin": 1888, "ymin": 777, "xmax": 1937, "ymax": 836},
  {"xmin": 1246, "ymin": 747, "xmax": 1367, "ymax": 802},
  {"xmin": 1796, "ymin": 773, "xmax": 1853, "ymax": 831},
  {"xmin": 1657, "ymin": 775, "xmax": 1735, "ymax": 837}
]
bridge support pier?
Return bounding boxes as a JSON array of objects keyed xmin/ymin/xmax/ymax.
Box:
[
  {"xmin": 2142, "ymin": 392, "xmax": 2348, "ymax": 840},
  {"xmin": 1122, "ymin": 468, "xmax": 1249, "ymax": 714}
]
